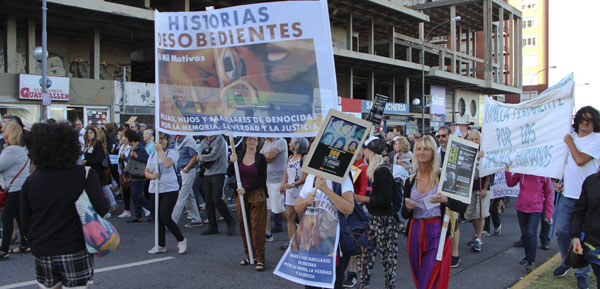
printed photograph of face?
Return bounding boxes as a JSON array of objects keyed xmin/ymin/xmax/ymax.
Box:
[
  {"xmin": 158, "ymin": 39, "xmax": 319, "ymax": 120},
  {"xmin": 319, "ymin": 116, "xmax": 366, "ymax": 154},
  {"xmin": 290, "ymin": 208, "xmax": 337, "ymax": 256}
]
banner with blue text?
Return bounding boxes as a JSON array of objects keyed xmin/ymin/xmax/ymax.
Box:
[
  {"xmin": 154, "ymin": 1, "xmax": 337, "ymax": 136},
  {"xmin": 480, "ymin": 74, "xmax": 574, "ymax": 178}
]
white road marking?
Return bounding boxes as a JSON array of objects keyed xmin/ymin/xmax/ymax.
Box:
[{"xmin": 0, "ymin": 256, "xmax": 175, "ymax": 289}]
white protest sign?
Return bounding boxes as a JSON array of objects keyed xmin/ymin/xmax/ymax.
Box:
[
  {"xmin": 490, "ymin": 170, "xmax": 520, "ymax": 199},
  {"xmin": 480, "ymin": 73, "xmax": 574, "ymax": 179},
  {"xmin": 154, "ymin": 1, "xmax": 337, "ymax": 137}
]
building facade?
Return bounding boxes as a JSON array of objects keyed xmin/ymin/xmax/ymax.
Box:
[{"xmin": 1, "ymin": 0, "xmax": 522, "ymax": 132}]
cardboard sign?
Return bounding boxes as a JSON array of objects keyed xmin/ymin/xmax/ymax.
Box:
[
  {"xmin": 366, "ymin": 94, "xmax": 389, "ymax": 127},
  {"xmin": 302, "ymin": 110, "xmax": 372, "ymax": 184},
  {"xmin": 438, "ymin": 135, "xmax": 479, "ymax": 204}
]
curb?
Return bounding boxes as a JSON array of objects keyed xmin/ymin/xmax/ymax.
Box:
[{"xmin": 510, "ymin": 253, "xmax": 561, "ymax": 289}]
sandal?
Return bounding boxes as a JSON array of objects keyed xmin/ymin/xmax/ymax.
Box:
[
  {"xmin": 9, "ymin": 246, "xmax": 31, "ymax": 254},
  {"xmin": 255, "ymin": 262, "xmax": 265, "ymax": 271},
  {"xmin": 240, "ymin": 259, "xmax": 251, "ymax": 265}
]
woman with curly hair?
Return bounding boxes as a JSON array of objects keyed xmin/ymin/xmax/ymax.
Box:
[
  {"xmin": 20, "ymin": 122, "xmax": 109, "ymax": 288},
  {"xmin": 0, "ymin": 122, "xmax": 31, "ymax": 259}
]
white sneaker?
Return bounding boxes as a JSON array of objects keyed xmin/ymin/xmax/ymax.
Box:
[
  {"xmin": 118, "ymin": 211, "xmax": 131, "ymax": 218},
  {"xmin": 104, "ymin": 212, "xmax": 111, "ymax": 218},
  {"xmin": 178, "ymin": 239, "xmax": 187, "ymax": 254},
  {"xmin": 143, "ymin": 208, "xmax": 151, "ymax": 217},
  {"xmin": 148, "ymin": 246, "xmax": 167, "ymax": 254}
]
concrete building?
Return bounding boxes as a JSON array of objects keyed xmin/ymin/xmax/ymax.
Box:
[{"xmin": 1, "ymin": 0, "xmax": 521, "ymax": 132}]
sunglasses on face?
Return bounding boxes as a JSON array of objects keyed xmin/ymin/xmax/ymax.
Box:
[
  {"xmin": 582, "ymin": 116, "xmax": 594, "ymax": 123},
  {"xmin": 437, "ymin": 134, "xmax": 448, "ymax": 138}
]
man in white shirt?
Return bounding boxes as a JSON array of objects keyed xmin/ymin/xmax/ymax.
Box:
[
  {"xmin": 553, "ymin": 106, "xmax": 600, "ymax": 289},
  {"xmin": 260, "ymin": 137, "xmax": 288, "ymax": 241},
  {"xmin": 74, "ymin": 118, "xmax": 85, "ymax": 145}
]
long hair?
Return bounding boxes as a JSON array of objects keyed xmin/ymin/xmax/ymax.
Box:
[
  {"xmin": 3, "ymin": 122, "xmax": 23, "ymax": 146},
  {"xmin": 411, "ymin": 135, "xmax": 440, "ymax": 186},
  {"xmin": 366, "ymin": 152, "xmax": 384, "ymax": 180},
  {"xmin": 96, "ymin": 127, "xmax": 108, "ymax": 149},
  {"xmin": 84, "ymin": 127, "xmax": 97, "ymax": 148},
  {"xmin": 573, "ymin": 106, "xmax": 600, "ymax": 133}
]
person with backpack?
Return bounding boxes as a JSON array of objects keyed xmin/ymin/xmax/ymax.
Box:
[
  {"xmin": 402, "ymin": 135, "xmax": 467, "ymax": 289},
  {"xmin": 353, "ymin": 136, "xmax": 400, "ymax": 289},
  {"xmin": 294, "ymin": 174, "xmax": 354, "ymax": 289}
]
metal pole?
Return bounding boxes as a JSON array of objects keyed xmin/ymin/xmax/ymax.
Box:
[{"xmin": 41, "ymin": 0, "xmax": 48, "ymax": 121}]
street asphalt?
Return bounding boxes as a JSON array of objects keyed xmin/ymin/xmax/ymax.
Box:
[{"xmin": 1, "ymin": 198, "xmax": 559, "ymax": 289}]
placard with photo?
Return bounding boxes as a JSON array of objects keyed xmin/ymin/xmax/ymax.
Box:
[
  {"xmin": 302, "ymin": 110, "xmax": 372, "ymax": 183},
  {"xmin": 438, "ymin": 135, "xmax": 479, "ymax": 204}
]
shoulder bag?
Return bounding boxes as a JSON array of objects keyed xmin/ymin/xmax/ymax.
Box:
[
  {"xmin": 75, "ymin": 167, "xmax": 120, "ymax": 257},
  {"xmin": 0, "ymin": 159, "xmax": 29, "ymax": 208}
]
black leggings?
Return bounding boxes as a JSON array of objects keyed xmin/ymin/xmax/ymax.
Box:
[
  {"xmin": 151, "ymin": 191, "xmax": 184, "ymax": 247},
  {"xmin": 1, "ymin": 191, "xmax": 28, "ymax": 252}
]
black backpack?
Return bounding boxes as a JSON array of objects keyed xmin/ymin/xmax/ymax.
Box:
[
  {"xmin": 378, "ymin": 166, "xmax": 403, "ymax": 212},
  {"xmin": 332, "ymin": 181, "xmax": 374, "ymax": 256}
]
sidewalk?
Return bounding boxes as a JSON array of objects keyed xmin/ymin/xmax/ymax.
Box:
[{"xmin": 511, "ymin": 253, "xmax": 597, "ymax": 289}]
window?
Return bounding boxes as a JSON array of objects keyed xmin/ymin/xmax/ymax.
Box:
[
  {"xmin": 470, "ymin": 99, "xmax": 477, "ymax": 117},
  {"xmin": 522, "ymin": 3, "xmax": 537, "ymax": 10},
  {"xmin": 458, "ymin": 98, "xmax": 466, "ymax": 117},
  {"xmin": 522, "ymin": 36, "xmax": 537, "ymax": 48},
  {"xmin": 524, "ymin": 17, "xmax": 536, "ymax": 29}
]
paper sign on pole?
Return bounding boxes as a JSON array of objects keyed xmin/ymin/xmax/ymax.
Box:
[
  {"xmin": 490, "ymin": 170, "xmax": 520, "ymax": 199},
  {"xmin": 480, "ymin": 73, "xmax": 574, "ymax": 178},
  {"xmin": 154, "ymin": 1, "xmax": 337, "ymax": 137}
]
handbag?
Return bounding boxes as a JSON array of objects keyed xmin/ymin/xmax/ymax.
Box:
[
  {"xmin": 564, "ymin": 242, "xmax": 589, "ymax": 269},
  {"xmin": 0, "ymin": 159, "xmax": 29, "ymax": 208},
  {"xmin": 75, "ymin": 167, "xmax": 120, "ymax": 257},
  {"xmin": 125, "ymin": 158, "xmax": 146, "ymax": 178}
]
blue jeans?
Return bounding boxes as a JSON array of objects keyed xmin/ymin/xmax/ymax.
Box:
[
  {"xmin": 130, "ymin": 180, "xmax": 151, "ymax": 219},
  {"xmin": 556, "ymin": 195, "xmax": 591, "ymax": 278},
  {"xmin": 517, "ymin": 210, "xmax": 541, "ymax": 263}
]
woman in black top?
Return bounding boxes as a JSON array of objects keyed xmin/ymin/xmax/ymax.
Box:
[
  {"xmin": 20, "ymin": 122, "xmax": 109, "ymax": 288},
  {"xmin": 228, "ymin": 137, "xmax": 267, "ymax": 271},
  {"xmin": 570, "ymin": 172, "xmax": 600, "ymax": 289},
  {"xmin": 353, "ymin": 136, "xmax": 399, "ymax": 289},
  {"xmin": 81, "ymin": 127, "xmax": 104, "ymax": 180}
]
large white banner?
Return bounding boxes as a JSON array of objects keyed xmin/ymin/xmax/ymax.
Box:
[
  {"xmin": 480, "ymin": 74, "xmax": 574, "ymax": 179},
  {"xmin": 154, "ymin": 1, "xmax": 337, "ymax": 136}
]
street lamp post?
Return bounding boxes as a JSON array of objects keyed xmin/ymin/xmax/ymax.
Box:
[{"xmin": 421, "ymin": 16, "xmax": 461, "ymax": 134}]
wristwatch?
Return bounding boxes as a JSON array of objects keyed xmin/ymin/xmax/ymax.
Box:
[{"xmin": 183, "ymin": 167, "xmax": 189, "ymax": 173}]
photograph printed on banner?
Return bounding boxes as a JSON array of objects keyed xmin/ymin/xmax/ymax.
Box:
[
  {"xmin": 154, "ymin": 1, "xmax": 338, "ymax": 137},
  {"xmin": 302, "ymin": 110, "xmax": 372, "ymax": 183}
]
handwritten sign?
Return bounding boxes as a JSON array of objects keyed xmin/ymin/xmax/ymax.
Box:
[
  {"xmin": 490, "ymin": 170, "xmax": 520, "ymax": 199},
  {"xmin": 480, "ymin": 74, "xmax": 574, "ymax": 179}
]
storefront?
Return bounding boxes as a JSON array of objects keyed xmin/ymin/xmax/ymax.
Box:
[{"xmin": 0, "ymin": 73, "xmax": 114, "ymax": 127}]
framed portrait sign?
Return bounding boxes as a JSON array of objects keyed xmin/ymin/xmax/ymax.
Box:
[
  {"xmin": 302, "ymin": 110, "xmax": 372, "ymax": 183},
  {"xmin": 438, "ymin": 135, "xmax": 479, "ymax": 204}
]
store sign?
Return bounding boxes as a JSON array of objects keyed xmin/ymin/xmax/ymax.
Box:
[
  {"xmin": 430, "ymin": 85, "xmax": 446, "ymax": 115},
  {"xmin": 361, "ymin": 100, "xmax": 409, "ymax": 115},
  {"xmin": 19, "ymin": 74, "xmax": 70, "ymax": 101}
]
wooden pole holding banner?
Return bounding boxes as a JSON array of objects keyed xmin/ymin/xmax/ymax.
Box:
[
  {"xmin": 436, "ymin": 209, "xmax": 451, "ymax": 261},
  {"xmin": 229, "ymin": 135, "xmax": 254, "ymax": 264}
]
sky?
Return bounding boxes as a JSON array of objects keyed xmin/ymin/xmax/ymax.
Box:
[{"xmin": 548, "ymin": 0, "xmax": 600, "ymax": 112}]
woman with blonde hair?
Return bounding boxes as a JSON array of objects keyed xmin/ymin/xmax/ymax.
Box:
[
  {"xmin": 0, "ymin": 122, "xmax": 30, "ymax": 258},
  {"xmin": 402, "ymin": 135, "xmax": 467, "ymax": 289}
]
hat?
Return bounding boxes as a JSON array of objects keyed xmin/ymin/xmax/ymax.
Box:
[{"xmin": 363, "ymin": 136, "xmax": 386, "ymax": 155}]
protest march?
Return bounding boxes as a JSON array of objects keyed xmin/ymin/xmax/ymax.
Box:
[{"xmin": 2, "ymin": 1, "xmax": 600, "ymax": 289}]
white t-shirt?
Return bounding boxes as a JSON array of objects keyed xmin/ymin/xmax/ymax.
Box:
[
  {"xmin": 564, "ymin": 132, "xmax": 600, "ymax": 199},
  {"xmin": 261, "ymin": 138, "xmax": 288, "ymax": 183},
  {"xmin": 146, "ymin": 149, "xmax": 180, "ymax": 194},
  {"xmin": 299, "ymin": 174, "xmax": 354, "ymax": 210}
]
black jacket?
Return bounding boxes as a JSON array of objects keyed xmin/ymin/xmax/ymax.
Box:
[
  {"xmin": 227, "ymin": 152, "xmax": 268, "ymax": 197},
  {"xmin": 401, "ymin": 174, "xmax": 468, "ymax": 238},
  {"xmin": 20, "ymin": 165, "xmax": 110, "ymax": 256},
  {"xmin": 570, "ymin": 173, "xmax": 600, "ymax": 247},
  {"xmin": 366, "ymin": 166, "xmax": 396, "ymax": 216}
]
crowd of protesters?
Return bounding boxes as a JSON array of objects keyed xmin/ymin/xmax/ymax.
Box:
[{"xmin": 1, "ymin": 105, "xmax": 600, "ymax": 289}]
